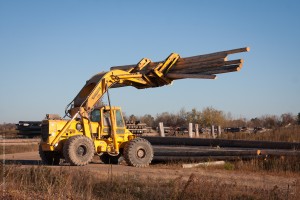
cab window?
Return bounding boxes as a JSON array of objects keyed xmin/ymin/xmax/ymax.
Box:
[
  {"xmin": 103, "ymin": 110, "xmax": 111, "ymax": 127},
  {"xmin": 116, "ymin": 110, "xmax": 125, "ymax": 127},
  {"xmin": 90, "ymin": 110, "xmax": 100, "ymax": 122}
]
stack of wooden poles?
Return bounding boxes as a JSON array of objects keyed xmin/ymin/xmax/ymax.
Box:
[
  {"xmin": 111, "ymin": 47, "xmax": 250, "ymax": 80},
  {"xmin": 142, "ymin": 136, "xmax": 300, "ymax": 162}
]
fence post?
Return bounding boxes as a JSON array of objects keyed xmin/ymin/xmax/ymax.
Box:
[
  {"xmin": 211, "ymin": 125, "xmax": 216, "ymax": 138},
  {"xmin": 159, "ymin": 122, "xmax": 165, "ymax": 137},
  {"xmin": 195, "ymin": 124, "xmax": 199, "ymax": 138},
  {"xmin": 188, "ymin": 123, "xmax": 193, "ymax": 138},
  {"xmin": 217, "ymin": 125, "xmax": 222, "ymax": 137}
]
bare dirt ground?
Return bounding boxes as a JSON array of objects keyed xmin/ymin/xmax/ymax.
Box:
[{"xmin": 2, "ymin": 151, "xmax": 299, "ymax": 192}]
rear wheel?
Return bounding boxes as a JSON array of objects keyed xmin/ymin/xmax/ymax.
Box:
[
  {"xmin": 123, "ymin": 138, "xmax": 153, "ymax": 167},
  {"xmin": 63, "ymin": 135, "xmax": 94, "ymax": 166},
  {"xmin": 39, "ymin": 144, "xmax": 60, "ymax": 165}
]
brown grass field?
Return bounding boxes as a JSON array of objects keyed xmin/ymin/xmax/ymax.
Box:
[
  {"xmin": 1, "ymin": 126, "xmax": 300, "ymax": 199},
  {"xmin": 220, "ymin": 126, "xmax": 300, "ymax": 142},
  {"xmin": 0, "ymin": 144, "xmax": 38, "ymax": 155},
  {"xmin": 1, "ymin": 164, "xmax": 299, "ymax": 200}
]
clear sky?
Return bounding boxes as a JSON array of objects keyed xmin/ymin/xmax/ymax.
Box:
[{"xmin": 0, "ymin": 0, "xmax": 300, "ymax": 123}]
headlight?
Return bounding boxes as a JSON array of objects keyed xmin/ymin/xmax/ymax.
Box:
[{"xmin": 76, "ymin": 123, "xmax": 82, "ymax": 131}]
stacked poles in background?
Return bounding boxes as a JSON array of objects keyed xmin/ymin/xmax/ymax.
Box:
[{"xmin": 142, "ymin": 136, "xmax": 300, "ymax": 162}]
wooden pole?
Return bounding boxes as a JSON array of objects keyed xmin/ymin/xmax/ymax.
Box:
[
  {"xmin": 154, "ymin": 149, "xmax": 261, "ymax": 157},
  {"xmin": 172, "ymin": 59, "xmax": 243, "ymax": 71},
  {"xmin": 159, "ymin": 122, "xmax": 165, "ymax": 137},
  {"xmin": 188, "ymin": 123, "xmax": 193, "ymax": 138},
  {"xmin": 195, "ymin": 124, "xmax": 199, "ymax": 138},
  {"xmin": 180, "ymin": 47, "xmax": 249, "ymax": 62},
  {"xmin": 211, "ymin": 125, "xmax": 216, "ymax": 138},
  {"xmin": 173, "ymin": 64, "xmax": 242, "ymax": 75},
  {"xmin": 110, "ymin": 47, "xmax": 250, "ymax": 74},
  {"xmin": 142, "ymin": 136, "xmax": 300, "ymax": 150},
  {"xmin": 153, "ymin": 155, "xmax": 260, "ymax": 162},
  {"xmin": 166, "ymin": 73, "xmax": 216, "ymax": 80},
  {"xmin": 182, "ymin": 161, "xmax": 225, "ymax": 168},
  {"xmin": 217, "ymin": 126, "xmax": 222, "ymax": 137}
]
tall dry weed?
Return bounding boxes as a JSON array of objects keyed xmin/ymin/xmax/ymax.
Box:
[
  {"xmin": 0, "ymin": 144, "xmax": 38, "ymax": 155},
  {"xmin": 1, "ymin": 164, "xmax": 299, "ymax": 200},
  {"xmin": 221, "ymin": 125, "xmax": 300, "ymax": 142}
]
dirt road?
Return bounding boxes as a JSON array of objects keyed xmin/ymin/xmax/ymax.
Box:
[{"xmin": 2, "ymin": 151, "xmax": 299, "ymax": 192}]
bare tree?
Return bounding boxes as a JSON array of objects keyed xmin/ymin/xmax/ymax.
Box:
[
  {"xmin": 261, "ymin": 115, "xmax": 281, "ymax": 129},
  {"xmin": 129, "ymin": 114, "xmax": 138, "ymax": 122},
  {"xmin": 186, "ymin": 108, "xmax": 201, "ymax": 124},
  {"xmin": 140, "ymin": 114, "xmax": 155, "ymax": 128},
  {"xmin": 200, "ymin": 107, "xmax": 226, "ymax": 127},
  {"xmin": 249, "ymin": 118, "xmax": 263, "ymax": 128},
  {"xmin": 280, "ymin": 113, "xmax": 296, "ymax": 126}
]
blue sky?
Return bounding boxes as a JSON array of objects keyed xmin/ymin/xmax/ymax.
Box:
[{"xmin": 0, "ymin": 0, "xmax": 299, "ymax": 123}]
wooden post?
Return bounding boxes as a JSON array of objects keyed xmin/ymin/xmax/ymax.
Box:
[
  {"xmin": 211, "ymin": 125, "xmax": 216, "ymax": 138},
  {"xmin": 195, "ymin": 124, "xmax": 199, "ymax": 138},
  {"xmin": 166, "ymin": 73, "xmax": 216, "ymax": 79},
  {"xmin": 159, "ymin": 122, "xmax": 165, "ymax": 137},
  {"xmin": 217, "ymin": 126, "xmax": 222, "ymax": 137},
  {"xmin": 182, "ymin": 161, "xmax": 225, "ymax": 169},
  {"xmin": 188, "ymin": 123, "xmax": 193, "ymax": 138},
  {"xmin": 142, "ymin": 136, "xmax": 300, "ymax": 150}
]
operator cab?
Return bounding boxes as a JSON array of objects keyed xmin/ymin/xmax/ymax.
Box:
[{"xmin": 90, "ymin": 106, "xmax": 126, "ymax": 135}]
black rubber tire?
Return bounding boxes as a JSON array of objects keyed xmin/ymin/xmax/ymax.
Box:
[
  {"xmin": 100, "ymin": 153, "xmax": 123, "ymax": 165},
  {"xmin": 39, "ymin": 144, "xmax": 60, "ymax": 165},
  {"xmin": 63, "ymin": 135, "xmax": 94, "ymax": 166},
  {"xmin": 123, "ymin": 138, "xmax": 153, "ymax": 167}
]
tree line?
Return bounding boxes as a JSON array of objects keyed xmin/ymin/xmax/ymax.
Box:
[
  {"xmin": 124, "ymin": 107, "xmax": 300, "ymax": 129},
  {"xmin": 0, "ymin": 108, "xmax": 299, "ymax": 130}
]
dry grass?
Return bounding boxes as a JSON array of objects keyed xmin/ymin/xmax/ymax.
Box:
[
  {"xmin": 1, "ymin": 165, "xmax": 299, "ymax": 200},
  {"xmin": 233, "ymin": 156, "xmax": 300, "ymax": 173},
  {"xmin": 1, "ymin": 126, "xmax": 299, "ymax": 199},
  {"xmin": 0, "ymin": 144, "xmax": 38, "ymax": 155},
  {"xmin": 220, "ymin": 126, "xmax": 300, "ymax": 142},
  {"xmin": 0, "ymin": 130, "xmax": 18, "ymax": 139},
  {"xmin": 154, "ymin": 155, "xmax": 300, "ymax": 175}
]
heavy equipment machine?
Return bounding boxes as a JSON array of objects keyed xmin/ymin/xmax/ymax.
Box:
[
  {"xmin": 39, "ymin": 53, "xmax": 181, "ymax": 167},
  {"xmin": 39, "ymin": 47, "xmax": 249, "ymax": 167}
]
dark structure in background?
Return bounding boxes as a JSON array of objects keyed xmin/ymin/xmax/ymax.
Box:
[{"xmin": 16, "ymin": 121, "xmax": 42, "ymax": 138}]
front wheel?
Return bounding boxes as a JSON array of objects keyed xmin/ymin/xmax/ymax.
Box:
[
  {"xmin": 123, "ymin": 138, "xmax": 153, "ymax": 167},
  {"xmin": 63, "ymin": 135, "xmax": 94, "ymax": 166}
]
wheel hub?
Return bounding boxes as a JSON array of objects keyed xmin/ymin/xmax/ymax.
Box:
[
  {"xmin": 77, "ymin": 145, "xmax": 87, "ymax": 157},
  {"xmin": 137, "ymin": 148, "xmax": 146, "ymax": 158}
]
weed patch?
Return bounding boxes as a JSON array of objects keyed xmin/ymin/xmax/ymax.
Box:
[
  {"xmin": 0, "ymin": 144, "xmax": 38, "ymax": 155},
  {"xmin": 1, "ymin": 165, "xmax": 299, "ymax": 200}
]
